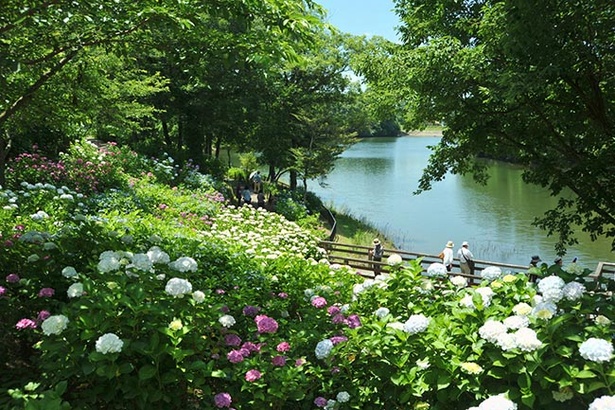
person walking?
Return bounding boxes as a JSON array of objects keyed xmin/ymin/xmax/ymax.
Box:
[
  {"xmin": 440, "ymin": 241, "xmax": 455, "ymax": 272},
  {"xmin": 457, "ymin": 241, "xmax": 475, "ymax": 275}
]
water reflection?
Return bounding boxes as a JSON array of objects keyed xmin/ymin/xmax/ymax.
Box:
[{"xmin": 310, "ymin": 136, "xmax": 613, "ymax": 267}]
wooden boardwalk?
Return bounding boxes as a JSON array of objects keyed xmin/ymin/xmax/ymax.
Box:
[{"xmin": 319, "ymin": 240, "xmax": 614, "ymax": 286}]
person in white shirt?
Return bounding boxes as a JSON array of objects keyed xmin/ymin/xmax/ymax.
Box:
[
  {"xmin": 440, "ymin": 241, "xmax": 455, "ymax": 272},
  {"xmin": 457, "ymin": 241, "xmax": 474, "ymax": 275}
]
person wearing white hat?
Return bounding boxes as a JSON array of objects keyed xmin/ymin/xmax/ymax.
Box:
[
  {"xmin": 457, "ymin": 241, "xmax": 475, "ymax": 275},
  {"xmin": 439, "ymin": 240, "xmax": 455, "ymax": 272}
]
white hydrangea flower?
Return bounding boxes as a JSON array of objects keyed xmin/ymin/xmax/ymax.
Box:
[
  {"xmin": 450, "ymin": 275, "xmax": 468, "ymax": 288},
  {"xmin": 471, "ymin": 393, "xmax": 517, "ymax": 410},
  {"xmin": 387, "ymin": 322, "xmax": 404, "ymax": 331},
  {"xmin": 460, "ymin": 362, "xmax": 483, "ymax": 374},
  {"xmin": 165, "ymin": 277, "xmax": 193, "ymax": 297},
  {"xmin": 589, "ymin": 395, "xmax": 615, "ymax": 410},
  {"xmin": 315, "ymin": 339, "xmax": 334, "ymax": 359},
  {"xmin": 475, "ymin": 287, "xmax": 494, "ymax": 307},
  {"xmin": 374, "ymin": 307, "xmax": 390, "ymax": 319},
  {"xmin": 552, "ymin": 388, "xmax": 574, "ymax": 402},
  {"xmin": 30, "ymin": 210, "xmax": 49, "ymax": 220},
  {"xmin": 579, "ymin": 338, "xmax": 613, "ymax": 363},
  {"xmin": 416, "ymin": 358, "xmax": 430, "ymax": 369},
  {"xmin": 531, "ymin": 301, "xmax": 558, "ymax": 320},
  {"xmin": 387, "ymin": 253, "xmax": 403, "ymax": 265},
  {"xmin": 192, "ymin": 290, "xmax": 205, "ymax": 304},
  {"xmin": 562, "ymin": 281, "xmax": 585, "ymax": 301},
  {"xmin": 503, "ymin": 315, "xmax": 529, "ymax": 330},
  {"xmin": 479, "ymin": 320, "xmax": 507, "ymax": 343},
  {"xmin": 403, "ymin": 314, "xmax": 430, "ymax": 334},
  {"xmin": 169, "ymin": 256, "xmax": 198, "ymax": 272},
  {"xmin": 512, "ymin": 302, "xmax": 532, "ymax": 316},
  {"xmin": 41, "ymin": 315, "xmax": 69, "ymax": 335},
  {"xmin": 62, "ymin": 266, "xmax": 78, "ymax": 279},
  {"xmin": 480, "ymin": 266, "xmax": 502, "ymax": 282},
  {"xmin": 541, "ymin": 287, "xmax": 564, "ymax": 303},
  {"xmin": 130, "ymin": 253, "xmax": 153, "ymax": 272},
  {"xmin": 218, "ymin": 314, "xmax": 236, "ymax": 328},
  {"xmin": 336, "ymin": 391, "xmax": 350, "ymax": 403},
  {"xmin": 95, "ymin": 333, "xmax": 123, "ymax": 354},
  {"xmin": 67, "ymin": 283, "xmax": 84, "ymax": 298},
  {"xmin": 538, "ymin": 275, "xmax": 565, "ymax": 294},
  {"xmin": 495, "ymin": 332, "xmax": 517, "ymax": 351},
  {"xmin": 460, "ymin": 294, "xmax": 475, "ymax": 309},
  {"xmin": 98, "ymin": 251, "xmax": 121, "ymax": 273},
  {"xmin": 147, "ymin": 246, "xmax": 170, "ymax": 264},
  {"xmin": 426, "ymin": 262, "xmax": 447, "ymax": 278},
  {"xmin": 322, "ymin": 399, "xmax": 335, "ymax": 410},
  {"xmin": 514, "ymin": 327, "xmax": 542, "ymax": 352}
]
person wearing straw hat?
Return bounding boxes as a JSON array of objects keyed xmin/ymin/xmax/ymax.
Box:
[
  {"xmin": 368, "ymin": 238, "xmax": 384, "ymax": 275},
  {"xmin": 440, "ymin": 241, "xmax": 455, "ymax": 272}
]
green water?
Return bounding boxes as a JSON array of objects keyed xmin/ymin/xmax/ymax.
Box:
[{"xmin": 308, "ymin": 135, "xmax": 614, "ymax": 268}]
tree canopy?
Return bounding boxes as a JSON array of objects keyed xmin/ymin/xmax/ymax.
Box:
[{"xmin": 386, "ymin": 0, "xmax": 615, "ymax": 252}]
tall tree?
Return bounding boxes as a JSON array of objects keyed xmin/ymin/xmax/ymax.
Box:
[{"xmin": 389, "ymin": 0, "xmax": 615, "ymax": 251}]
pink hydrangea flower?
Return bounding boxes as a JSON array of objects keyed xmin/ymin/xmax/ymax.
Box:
[
  {"xmin": 277, "ymin": 292, "xmax": 288, "ymax": 299},
  {"xmin": 330, "ymin": 335, "xmax": 348, "ymax": 345},
  {"xmin": 311, "ymin": 297, "xmax": 327, "ymax": 308},
  {"xmin": 276, "ymin": 341, "xmax": 291, "ymax": 352},
  {"xmin": 227, "ymin": 350, "xmax": 244, "ymax": 363},
  {"xmin": 245, "ymin": 369, "xmax": 262, "ymax": 382},
  {"xmin": 15, "ymin": 318, "xmax": 37, "ymax": 330},
  {"xmin": 295, "ymin": 358, "xmax": 306, "ymax": 367},
  {"xmin": 255, "ymin": 315, "xmax": 278, "ymax": 334},
  {"xmin": 346, "ymin": 314, "xmax": 362, "ymax": 329},
  {"xmin": 0, "ymin": 286, "xmax": 6, "ymax": 296}
]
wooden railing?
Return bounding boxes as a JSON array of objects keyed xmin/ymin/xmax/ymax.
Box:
[
  {"xmin": 319, "ymin": 240, "xmax": 532, "ymax": 284},
  {"xmin": 591, "ymin": 262, "xmax": 615, "ymax": 284}
]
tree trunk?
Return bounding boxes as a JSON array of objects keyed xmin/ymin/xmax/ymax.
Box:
[
  {"xmin": 0, "ymin": 132, "xmax": 11, "ymax": 187},
  {"xmin": 289, "ymin": 169, "xmax": 297, "ymax": 190}
]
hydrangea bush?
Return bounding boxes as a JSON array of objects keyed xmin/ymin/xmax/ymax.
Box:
[{"xmin": 1, "ymin": 139, "xmax": 614, "ymax": 410}]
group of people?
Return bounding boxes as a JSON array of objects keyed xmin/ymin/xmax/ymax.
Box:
[
  {"xmin": 236, "ymin": 171, "xmax": 265, "ymax": 208},
  {"xmin": 439, "ymin": 240, "xmax": 475, "ymax": 275}
]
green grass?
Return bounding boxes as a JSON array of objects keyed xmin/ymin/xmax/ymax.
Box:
[{"xmin": 329, "ymin": 208, "xmax": 395, "ymax": 249}]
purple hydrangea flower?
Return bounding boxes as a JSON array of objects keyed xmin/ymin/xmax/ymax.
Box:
[
  {"xmin": 214, "ymin": 392, "xmax": 232, "ymax": 408},
  {"xmin": 314, "ymin": 397, "xmax": 327, "ymax": 407},
  {"xmin": 224, "ymin": 334, "xmax": 242, "ymax": 346},
  {"xmin": 38, "ymin": 287, "xmax": 55, "ymax": 298},
  {"xmin": 332, "ymin": 314, "xmax": 346, "ymax": 324},
  {"xmin": 311, "ymin": 296, "xmax": 327, "ymax": 308},
  {"xmin": 6, "ymin": 273, "xmax": 19, "ymax": 283},
  {"xmin": 255, "ymin": 315, "xmax": 278, "ymax": 334},
  {"xmin": 37, "ymin": 310, "xmax": 51, "ymax": 322},
  {"xmin": 327, "ymin": 306, "xmax": 341, "ymax": 316},
  {"xmin": 243, "ymin": 305, "xmax": 260, "ymax": 317},
  {"xmin": 272, "ymin": 355, "xmax": 286, "ymax": 366},
  {"xmin": 0, "ymin": 286, "xmax": 6, "ymax": 296},
  {"xmin": 346, "ymin": 314, "xmax": 362, "ymax": 329},
  {"xmin": 330, "ymin": 335, "xmax": 348, "ymax": 345}
]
